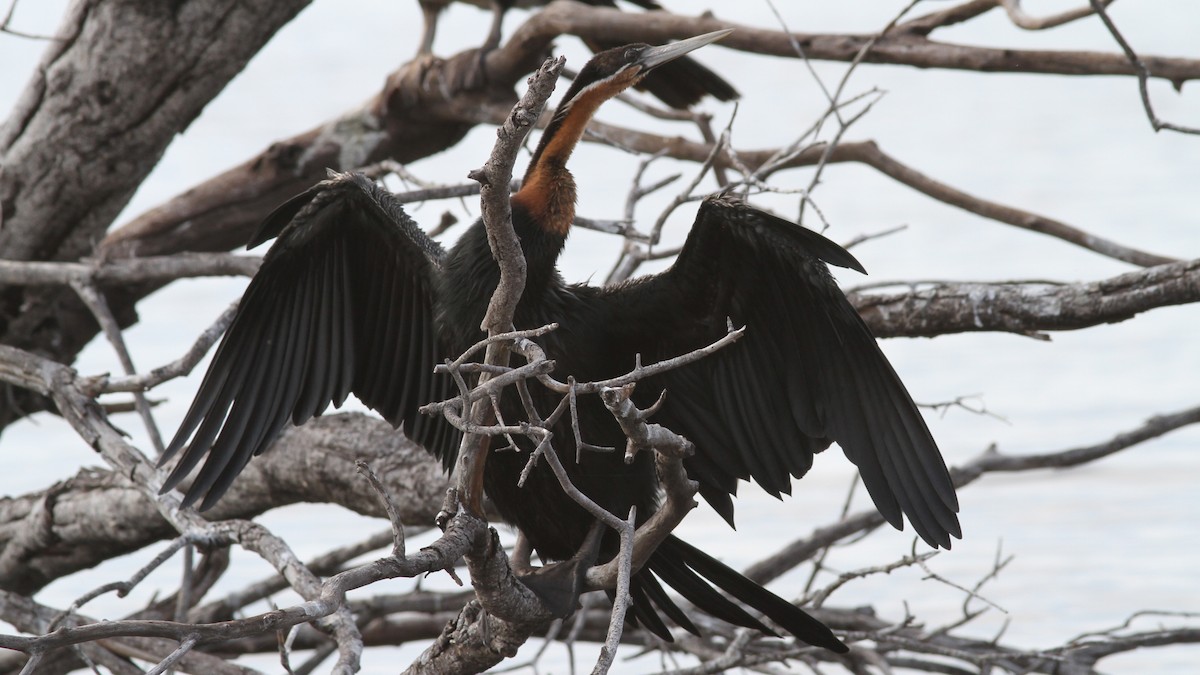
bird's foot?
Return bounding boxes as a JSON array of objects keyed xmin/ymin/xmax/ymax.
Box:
[{"xmin": 515, "ymin": 521, "xmax": 604, "ymax": 618}]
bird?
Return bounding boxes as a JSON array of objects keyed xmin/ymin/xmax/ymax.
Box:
[
  {"xmin": 159, "ymin": 30, "xmax": 960, "ymax": 653},
  {"xmin": 417, "ymin": 0, "xmax": 738, "ymax": 108}
]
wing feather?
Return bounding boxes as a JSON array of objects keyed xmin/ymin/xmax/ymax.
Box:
[
  {"xmin": 333, "ymin": 234, "xmax": 357, "ymax": 407},
  {"xmin": 599, "ymin": 195, "xmax": 959, "ymax": 548},
  {"xmin": 245, "ymin": 271, "xmax": 307, "ymax": 460},
  {"xmin": 160, "ymin": 173, "xmax": 458, "ymax": 508},
  {"xmin": 298, "ymin": 245, "xmax": 335, "ymax": 422},
  {"xmin": 188, "ymin": 285, "xmax": 286, "ymax": 505},
  {"xmin": 285, "ymin": 263, "xmax": 319, "ymax": 425}
]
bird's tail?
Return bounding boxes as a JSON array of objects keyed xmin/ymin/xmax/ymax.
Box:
[{"xmin": 625, "ymin": 535, "xmax": 848, "ymax": 653}]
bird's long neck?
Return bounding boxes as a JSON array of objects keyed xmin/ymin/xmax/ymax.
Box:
[
  {"xmin": 439, "ymin": 78, "xmax": 629, "ymax": 343},
  {"xmin": 511, "ymin": 80, "xmax": 620, "ymax": 236}
]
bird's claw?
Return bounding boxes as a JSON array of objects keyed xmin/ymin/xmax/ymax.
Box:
[{"xmin": 515, "ymin": 521, "xmax": 604, "ymax": 618}]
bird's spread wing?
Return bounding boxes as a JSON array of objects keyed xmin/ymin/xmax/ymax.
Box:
[
  {"xmin": 159, "ymin": 173, "xmax": 459, "ymax": 509},
  {"xmin": 601, "ymin": 195, "xmax": 960, "ymax": 548}
]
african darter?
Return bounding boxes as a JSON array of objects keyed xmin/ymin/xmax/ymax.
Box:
[{"xmin": 160, "ymin": 31, "xmax": 960, "ymax": 652}]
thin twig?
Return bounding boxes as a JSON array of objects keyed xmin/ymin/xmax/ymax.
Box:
[
  {"xmin": 356, "ymin": 460, "xmax": 407, "ymax": 558},
  {"xmin": 69, "ymin": 277, "xmax": 164, "ymax": 453},
  {"xmin": 143, "ymin": 636, "xmax": 198, "ymax": 675},
  {"xmin": 1089, "ymin": 0, "xmax": 1200, "ymax": 135},
  {"xmin": 593, "ymin": 507, "xmax": 637, "ymax": 675},
  {"xmin": 1001, "ymin": 0, "xmax": 1115, "ymax": 30},
  {"xmin": 78, "ymin": 300, "xmax": 239, "ymax": 396}
]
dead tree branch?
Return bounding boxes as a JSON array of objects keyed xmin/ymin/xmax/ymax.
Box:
[
  {"xmin": 1089, "ymin": 0, "xmax": 1200, "ymax": 135},
  {"xmin": 513, "ymin": 1, "xmax": 1200, "ymax": 83},
  {"xmin": 1000, "ymin": 0, "xmax": 1114, "ymax": 31},
  {"xmin": 0, "ymin": 411, "xmax": 449, "ymax": 595},
  {"xmin": 568, "ymin": 128, "xmax": 1176, "ymax": 269},
  {"xmin": 408, "ymin": 54, "xmax": 566, "ymax": 672},
  {"xmin": 853, "ymin": 258, "xmax": 1200, "ymax": 339}
]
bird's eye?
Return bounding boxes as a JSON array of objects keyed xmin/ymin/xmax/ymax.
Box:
[{"xmin": 625, "ymin": 48, "xmax": 638, "ymax": 60}]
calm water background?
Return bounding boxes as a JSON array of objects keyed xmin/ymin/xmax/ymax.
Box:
[{"xmin": 2, "ymin": 1, "xmax": 1199, "ymax": 672}]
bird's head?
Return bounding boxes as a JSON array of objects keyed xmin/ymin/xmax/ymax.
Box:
[
  {"xmin": 559, "ymin": 29, "xmax": 734, "ymax": 109},
  {"xmin": 515, "ymin": 29, "xmax": 732, "ymax": 233},
  {"xmin": 525, "ymin": 29, "xmax": 733, "ymax": 173}
]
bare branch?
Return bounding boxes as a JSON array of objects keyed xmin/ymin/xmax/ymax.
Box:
[
  {"xmin": 575, "ymin": 130, "xmax": 1176, "ymax": 268},
  {"xmin": 79, "ymin": 300, "xmax": 239, "ymax": 396},
  {"xmin": 355, "ymin": 460, "xmax": 407, "ymax": 558},
  {"xmin": 0, "ymin": 0, "xmax": 59, "ymax": 41},
  {"xmin": 592, "ymin": 507, "xmax": 637, "ymax": 675},
  {"xmin": 0, "ymin": 410, "xmax": 448, "ymax": 594},
  {"xmin": 900, "ymin": 0, "xmax": 1000, "ymax": 35},
  {"xmin": 0, "ymin": 589, "xmax": 261, "ymax": 675},
  {"xmin": 0, "ymin": 511, "xmax": 481, "ymax": 658},
  {"xmin": 853, "ymin": 258, "xmax": 1200, "ymax": 339},
  {"xmin": 1089, "ymin": 0, "xmax": 1200, "ymax": 135},
  {"xmin": 511, "ymin": 2, "xmax": 1200, "ymax": 83},
  {"xmin": 830, "ymin": 140, "xmax": 1176, "ymax": 268},
  {"xmin": 584, "ymin": 386, "xmax": 699, "ymax": 591},
  {"xmin": 408, "ymin": 55, "xmax": 569, "ymax": 672},
  {"xmin": 0, "ymin": 254, "xmax": 259, "ymax": 286},
  {"xmin": 455, "ymin": 55, "xmax": 565, "ymax": 517},
  {"xmin": 1001, "ymin": 0, "xmax": 1115, "ymax": 31},
  {"xmin": 68, "ymin": 277, "xmax": 164, "ymax": 453},
  {"xmin": 522, "ymin": 326, "xmax": 746, "ymax": 397}
]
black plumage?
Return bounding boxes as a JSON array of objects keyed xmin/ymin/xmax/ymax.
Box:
[{"xmin": 161, "ymin": 32, "xmax": 958, "ymax": 653}]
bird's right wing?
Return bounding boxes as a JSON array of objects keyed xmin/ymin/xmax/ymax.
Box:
[
  {"xmin": 159, "ymin": 173, "xmax": 459, "ymax": 510},
  {"xmin": 594, "ymin": 195, "xmax": 959, "ymax": 548}
]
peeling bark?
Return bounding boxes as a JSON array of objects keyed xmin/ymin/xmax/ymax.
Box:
[{"xmin": 854, "ymin": 258, "xmax": 1200, "ymax": 339}]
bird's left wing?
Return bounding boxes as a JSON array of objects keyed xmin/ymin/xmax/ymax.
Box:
[
  {"xmin": 159, "ymin": 173, "xmax": 459, "ymax": 510},
  {"xmin": 597, "ymin": 195, "xmax": 960, "ymax": 548}
]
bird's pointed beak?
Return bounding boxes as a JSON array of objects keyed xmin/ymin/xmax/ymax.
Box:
[{"xmin": 637, "ymin": 29, "xmax": 733, "ymax": 72}]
